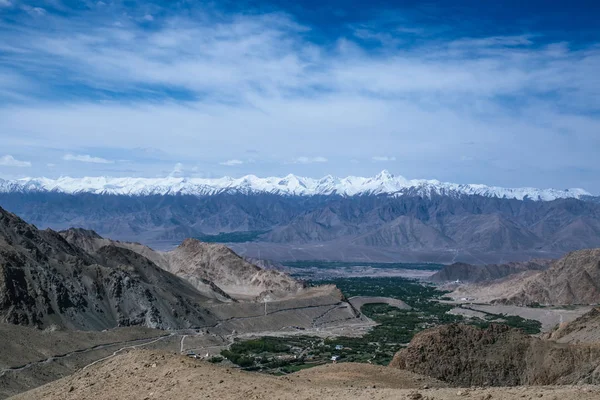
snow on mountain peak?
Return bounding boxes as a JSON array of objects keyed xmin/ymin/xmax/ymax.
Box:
[
  {"xmin": 0, "ymin": 172, "xmax": 592, "ymax": 201},
  {"xmin": 375, "ymin": 169, "xmax": 394, "ymax": 180}
]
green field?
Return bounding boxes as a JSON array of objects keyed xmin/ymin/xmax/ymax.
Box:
[
  {"xmin": 221, "ymin": 277, "xmax": 541, "ymax": 373},
  {"xmin": 283, "ymin": 261, "xmax": 444, "ymax": 271},
  {"xmin": 195, "ymin": 230, "xmax": 268, "ymax": 243}
]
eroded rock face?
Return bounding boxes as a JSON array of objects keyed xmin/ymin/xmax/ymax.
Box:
[
  {"xmin": 164, "ymin": 239, "xmax": 305, "ymax": 300},
  {"xmin": 0, "ymin": 207, "xmax": 219, "ymax": 330},
  {"xmin": 390, "ymin": 323, "xmax": 600, "ymax": 387},
  {"xmin": 59, "ymin": 228, "xmax": 306, "ymax": 301}
]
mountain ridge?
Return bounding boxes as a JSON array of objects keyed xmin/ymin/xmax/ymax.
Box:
[
  {"xmin": 0, "ymin": 170, "xmax": 592, "ymax": 201},
  {"xmin": 2, "ymin": 192, "xmax": 600, "ymax": 263}
]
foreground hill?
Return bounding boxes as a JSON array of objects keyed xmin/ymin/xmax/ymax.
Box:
[
  {"xmin": 429, "ymin": 259, "xmax": 552, "ymax": 283},
  {"xmin": 11, "ymin": 349, "xmax": 600, "ymax": 400},
  {"xmin": 0, "ymin": 207, "xmax": 220, "ymax": 330},
  {"xmin": 391, "ymin": 323, "xmax": 600, "ymax": 387}
]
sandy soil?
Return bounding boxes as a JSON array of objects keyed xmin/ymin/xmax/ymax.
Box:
[
  {"xmin": 0, "ymin": 326, "xmax": 169, "ymax": 399},
  {"xmin": 11, "ymin": 349, "xmax": 600, "ymax": 400},
  {"xmin": 466, "ymin": 304, "xmax": 591, "ymax": 331},
  {"xmin": 0, "ymin": 324, "xmax": 163, "ymax": 370}
]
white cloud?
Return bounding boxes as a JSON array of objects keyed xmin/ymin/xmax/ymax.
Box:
[
  {"xmin": 63, "ymin": 154, "xmax": 114, "ymax": 164},
  {"xmin": 47, "ymin": 163, "xmax": 56, "ymax": 167},
  {"xmin": 21, "ymin": 5, "xmax": 46, "ymax": 16},
  {"xmin": 0, "ymin": 6, "xmax": 599, "ymax": 190},
  {"xmin": 220, "ymin": 159, "xmax": 244, "ymax": 166},
  {"xmin": 172, "ymin": 162, "xmax": 184, "ymax": 174},
  {"xmin": 292, "ymin": 156, "xmax": 328, "ymax": 164},
  {"xmin": 0, "ymin": 155, "xmax": 31, "ymax": 167},
  {"xmin": 372, "ymin": 156, "xmax": 396, "ymax": 162},
  {"xmin": 0, "ymin": 0, "xmax": 12, "ymax": 8},
  {"xmin": 143, "ymin": 14, "xmax": 154, "ymax": 21}
]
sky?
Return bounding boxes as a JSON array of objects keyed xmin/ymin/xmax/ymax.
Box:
[{"xmin": 0, "ymin": 0, "xmax": 599, "ymax": 192}]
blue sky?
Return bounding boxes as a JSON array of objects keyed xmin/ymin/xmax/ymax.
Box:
[{"xmin": 0, "ymin": 0, "xmax": 599, "ymax": 192}]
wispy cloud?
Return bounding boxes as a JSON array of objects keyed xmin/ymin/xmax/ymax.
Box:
[
  {"xmin": 220, "ymin": 159, "xmax": 244, "ymax": 166},
  {"xmin": 372, "ymin": 156, "xmax": 396, "ymax": 162},
  {"xmin": 292, "ymin": 156, "xmax": 328, "ymax": 164},
  {"xmin": 0, "ymin": 0, "xmax": 12, "ymax": 8},
  {"xmin": 0, "ymin": 3, "xmax": 599, "ymax": 191},
  {"xmin": 21, "ymin": 5, "xmax": 46, "ymax": 16},
  {"xmin": 169, "ymin": 162, "xmax": 184, "ymax": 176},
  {"xmin": 63, "ymin": 154, "xmax": 114, "ymax": 164},
  {"xmin": 0, "ymin": 155, "xmax": 31, "ymax": 167}
]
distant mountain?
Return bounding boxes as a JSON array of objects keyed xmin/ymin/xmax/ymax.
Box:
[
  {"xmin": 0, "ymin": 171, "xmax": 591, "ymax": 200},
  {"xmin": 429, "ymin": 260, "xmax": 552, "ymax": 283},
  {"xmin": 1, "ymin": 173, "xmax": 600, "ymax": 263}
]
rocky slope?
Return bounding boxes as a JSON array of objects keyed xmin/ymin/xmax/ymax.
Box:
[
  {"xmin": 390, "ymin": 323, "xmax": 600, "ymax": 387},
  {"xmin": 430, "ymin": 259, "xmax": 552, "ymax": 283},
  {"xmin": 164, "ymin": 239, "xmax": 304, "ymax": 299},
  {"xmin": 545, "ymin": 307, "xmax": 600, "ymax": 344},
  {"xmin": 59, "ymin": 229, "xmax": 303, "ymax": 300},
  {"xmin": 495, "ymin": 249, "xmax": 600, "ymax": 306},
  {"xmin": 0, "ymin": 207, "xmax": 219, "ymax": 330}
]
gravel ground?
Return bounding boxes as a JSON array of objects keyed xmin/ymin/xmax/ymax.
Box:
[{"xmin": 11, "ymin": 349, "xmax": 600, "ymax": 400}]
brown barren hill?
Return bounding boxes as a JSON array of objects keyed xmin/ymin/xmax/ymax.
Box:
[
  {"xmin": 163, "ymin": 238, "xmax": 304, "ymax": 300},
  {"xmin": 11, "ymin": 349, "xmax": 600, "ymax": 400},
  {"xmin": 496, "ymin": 248, "xmax": 600, "ymax": 306},
  {"xmin": 60, "ymin": 228, "xmax": 305, "ymax": 301},
  {"xmin": 390, "ymin": 323, "xmax": 600, "ymax": 387}
]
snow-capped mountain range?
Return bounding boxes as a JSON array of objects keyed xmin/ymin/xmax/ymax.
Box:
[{"xmin": 0, "ymin": 170, "xmax": 591, "ymax": 201}]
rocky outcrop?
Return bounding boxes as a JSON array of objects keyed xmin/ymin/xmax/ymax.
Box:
[{"xmin": 390, "ymin": 324, "xmax": 600, "ymax": 387}]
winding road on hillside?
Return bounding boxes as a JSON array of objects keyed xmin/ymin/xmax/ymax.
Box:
[{"xmin": 0, "ymin": 334, "xmax": 172, "ymax": 378}]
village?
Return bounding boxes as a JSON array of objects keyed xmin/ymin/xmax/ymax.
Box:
[{"xmin": 186, "ymin": 336, "xmax": 369, "ymax": 374}]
